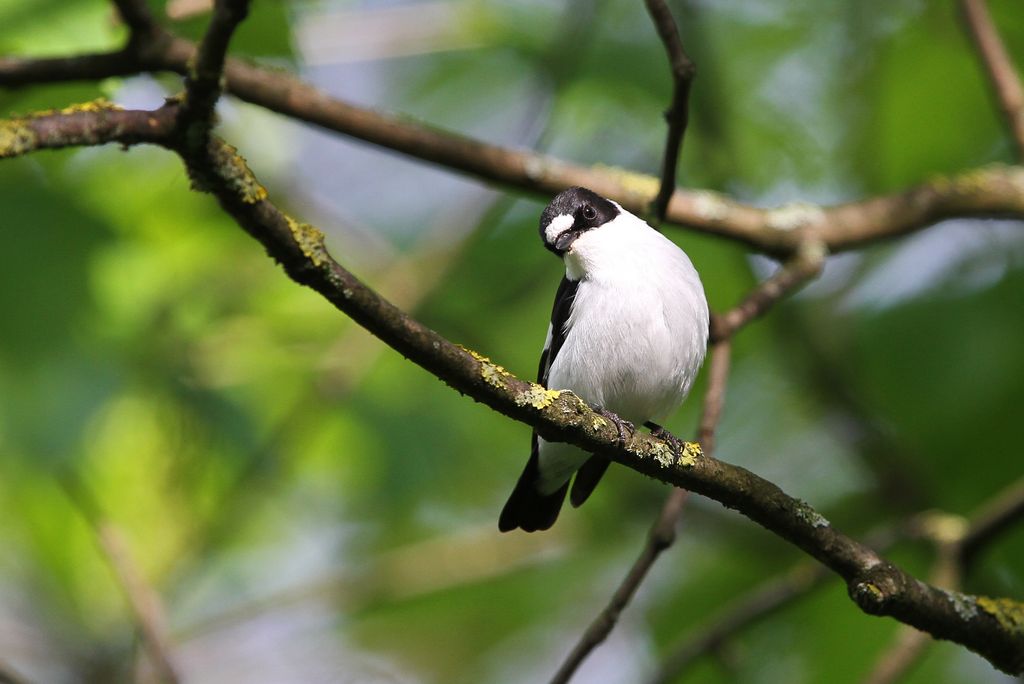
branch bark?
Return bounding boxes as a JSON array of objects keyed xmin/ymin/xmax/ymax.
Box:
[
  {"xmin": 656, "ymin": 479, "xmax": 1024, "ymax": 682},
  {"xmin": 709, "ymin": 241, "xmax": 826, "ymax": 343},
  {"xmin": 644, "ymin": 0, "xmax": 697, "ymax": 225},
  {"xmin": 3, "ymin": 103, "xmax": 1021, "ymax": 674},
  {"xmin": 180, "ymin": 0, "xmax": 251, "ymax": 132},
  {"xmin": 962, "ymin": 475, "xmax": 1024, "ymax": 565},
  {"xmin": 4, "ymin": 40, "xmax": 1024, "ymax": 257},
  {"xmin": 960, "ymin": 0, "xmax": 1024, "ymax": 160}
]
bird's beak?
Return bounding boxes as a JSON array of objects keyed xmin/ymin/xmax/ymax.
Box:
[{"xmin": 554, "ymin": 229, "xmax": 579, "ymax": 252}]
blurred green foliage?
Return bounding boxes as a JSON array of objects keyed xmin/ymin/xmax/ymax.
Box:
[{"xmin": 1, "ymin": 0, "xmax": 1022, "ymax": 682}]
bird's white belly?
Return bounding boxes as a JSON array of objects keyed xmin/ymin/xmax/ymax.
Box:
[
  {"xmin": 537, "ymin": 277, "xmax": 706, "ymax": 493},
  {"xmin": 548, "ymin": 280, "xmax": 697, "ymax": 422}
]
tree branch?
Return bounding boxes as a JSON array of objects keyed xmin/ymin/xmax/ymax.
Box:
[
  {"xmin": 862, "ymin": 516, "xmax": 964, "ymax": 684},
  {"xmin": 656, "ymin": 477, "xmax": 1024, "ymax": 682},
  {"xmin": 61, "ymin": 476, "xmax": 179, "ymax": 684},
  {"xmin": 961, "ymin": 475, "xmax": 1024, "ymax": 565},
  {"xmin": 180, "ymin": 0, "xmax": 251, "ymax": 132},
  {"xmin": 550, "ymin": 343, "xmax": 731, "ymax": 683},
  {"xmin": 549, "ymin": 488, "xmax": 690, "ymax": 684},
  {"xmin": 643, "ymin": 0, "xmax": 697, "ymax": 225},
  {"xmin": 652, "ymin": 562, "xmax": 831, "ymax": 683},
  {"xmin": 4, "ymin": 43, "xmax": 1024, "ymax": 257},
  {"xmin": 3, "ymin": 102, "xmax": 1024, "ymax": 676},
  {"xmin": 0, "ymin": 661, "xmax": 29, "ymax": 684},
  {"xmin": 110, "ymin": 0, "xmax": 159, "ymax": 35},
  {"xmin": 960, "ymin": 0, "xmax": 1024, "ymax": 160},
  {"xmin": 710, "ymin": 241, "xmax": 826, "ymax": 343},
  {"xmin": 539, "ymin": 7, "xmax": 700, "ymax": 676}
]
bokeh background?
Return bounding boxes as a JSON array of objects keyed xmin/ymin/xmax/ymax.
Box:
[{"xmin": 1, "ymin": 0, "xmax": 1023, "ymax": 682}]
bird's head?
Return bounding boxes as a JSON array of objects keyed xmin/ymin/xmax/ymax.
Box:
[{"xmin": 539, "ymin": 187, "xmax": 621, "ymax": 256}]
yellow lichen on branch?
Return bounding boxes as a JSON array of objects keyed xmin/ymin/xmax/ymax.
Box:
[
  {"xmin": 977, "ymin": 596, "xmax": 1024, "ymax": 635},
  {"xmin": 0, "ymin": 119, "xmax": 37, "ymax": 158},
  {"xmin": 287, "ymin": 218, "xmax": 328, "ymax": 267},
  {"xmin": 192, "ymin": 138, "xmax": 267, "ymax": 203},
  {"xmin": 515, "ymin": 384, "xmax": 562, "ymax": 410},
  {"xmin": 50, "ymin": 98, "xmax": 123, "ymax": 116},
  {"xmin": 463, "ymin": 348, "xmax": 513, "ymax": 389}
]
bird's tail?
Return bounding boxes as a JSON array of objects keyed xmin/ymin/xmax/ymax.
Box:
[
  {"xmin": 499, "ymin": 446, "xmax": 569, "ymax": 533},
  {"xmin": 569, "ymin": 455, "xmax": 610, "ymax": 507}
]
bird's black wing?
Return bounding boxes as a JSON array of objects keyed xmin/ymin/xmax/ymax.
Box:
[
  {"xmin": 499, "ymin": 276, "xmax": 580, "ymax": 533},
  {"xmin": 538, "ymin": 275, "xmax": 579, "ymax": 384}
]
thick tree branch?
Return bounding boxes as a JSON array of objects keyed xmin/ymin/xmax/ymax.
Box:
[
  {"xmin": 4, "ymin": 43, "xmax": 1024, "ymax": 257},
  {"xmin": 644, "ymin": 0, "xmax": 696, "ymax": 225},
  {"xmin": 0, "ymin": 52, "xmax": 147, "ymax": 83},
  {"xmin": 3, "ymin": 103, "xmax": 1024, "ymax": 676},
  {"xmin": 960, "ymin": 0, "xmax": 1024, "ymax": 160}
]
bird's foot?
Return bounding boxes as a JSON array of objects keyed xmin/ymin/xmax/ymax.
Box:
[
  {"xmin": 595, "ymin": 406, "xmax": 635, "ymax": 447},
  {"xmin": 645, "ymin": 421, "xmax": 686, "ymax": 465}
]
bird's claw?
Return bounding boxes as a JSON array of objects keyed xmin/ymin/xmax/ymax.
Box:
[
  {"xmin": 646, "ymin": 422, "xmax": 686, "ymax": 465},
  {"xmin": 595, "ymin": 406, "xmax": 635, "ymax": 447}
]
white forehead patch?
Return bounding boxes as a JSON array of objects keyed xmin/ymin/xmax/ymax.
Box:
[{"xmin": 544, "ymin": 214, "xmax": 574, "ymax": 245}]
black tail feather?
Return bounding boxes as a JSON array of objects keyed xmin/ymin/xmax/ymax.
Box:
[
  {"xmin": 499, "ymin": 443, "xmax": 569, "ymax": 533},
  {"xmin": 569, "ymin": 456, "xmax": 610, "ymax": 507}
]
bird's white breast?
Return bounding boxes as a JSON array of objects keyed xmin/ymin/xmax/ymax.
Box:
[{"xmin": 537, "ymin": 212, "xmax": 709, "ymax": 492}]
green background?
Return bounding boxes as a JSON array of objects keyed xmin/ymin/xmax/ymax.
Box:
[{"xmin": 0, "ymin": 0, "xmax": 1022, "ymax": 682}]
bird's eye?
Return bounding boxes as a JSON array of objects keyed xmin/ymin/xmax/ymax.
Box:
[{"xmin": 582, "ymin": 205, "xmax": 597, "ymax": 220}]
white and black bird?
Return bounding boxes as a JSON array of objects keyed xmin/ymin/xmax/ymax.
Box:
[{"xmin": 499, "ymin": 187, "xmax": 709, "ymax": 533}]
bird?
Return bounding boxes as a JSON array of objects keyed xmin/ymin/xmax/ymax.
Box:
[{"xmin": 498, "ymin": 187, "xmax": 709, "ymax": 533}]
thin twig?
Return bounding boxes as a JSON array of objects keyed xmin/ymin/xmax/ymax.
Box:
[
  {"xmin": 60, "ymin": 477, "xmax": 179, "ymax": 684},
  {"xmin": 862, "ymin": 627, "xmax": 931, "ymax": 684},
  {"xmin": 961, "ymin": 475, "xmax": 1024, "ymax": 565},
  {"xmin": 652, "ymin": 563, "xmax": 830, "ymax": 683},
  {"xmin": 180, "ymin": 0, "xmax": 251, "ymax": 132},
  {"xmin": 862, "ymin": 534, "xmax": 962, "ymax": 684},
  {"xmin": 643, "ymin": 0, "xmax": 697, "ymax": 225},
  {"xmin": 960, "ymin": 0, "xmax": 1024, "ymax": 160},
  {"xmin": 550, "ymin": 343, "xmax": 731, "ymax": 683},
  {"xmin": 710, "ymin": 241, "xmax": 827, "ymax": 343},
  {"xmin": 553, "ymin": 232, "xmax": 818, "ymax": 681},
  {"xmin": 652, "ymin": 525, "xmax": 901, "ymax": 683},
  {"xmin": 549, "ymin": 488, "xmax": 689, "ymax": 684},
  {"xmin": 110, "ymin": 0, "xmax": 158, "ymax": 34},
  {"xmin": 866, "ymin": 476, "xmax": 1024, "ymax": 683},
  {"xmin": 0, "ymin": 661, "xmax": 28, "ymax": 684},
  {"xmin": 697, "ymin": 340, "xmax": 731, "ymax": 451}
]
